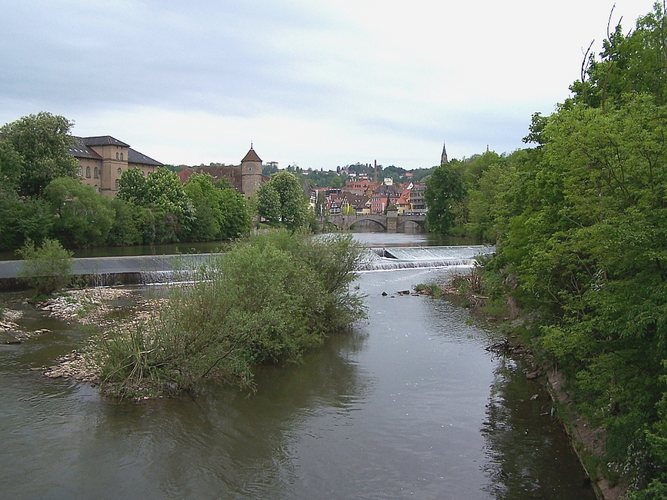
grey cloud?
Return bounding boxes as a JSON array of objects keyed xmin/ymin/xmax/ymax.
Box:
[{"xmin": 0, "ymin": 0, "xmax": 342, "ymax": 117}]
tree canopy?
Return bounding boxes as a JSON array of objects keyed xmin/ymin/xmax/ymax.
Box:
[
  {"xmin": 0, "ymin": 112, "xmax": 78, "ymax": 197},
  {"xmin": 428, "ymin": 4, "xmax": 667, "ymax": 494},
  {"xmin": 257, "ymin": 171, "xmax": 309, "ymax": 230}
]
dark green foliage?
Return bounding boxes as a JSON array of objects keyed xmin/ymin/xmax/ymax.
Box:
[
  {"xmin": 218, "ymin": 187, "xmax": 251, "ymax": 239},
  {"xmin": 107, "ymin": 199, "xmax": 142, "ymax": 246},
  {"xmin": 258, "ymin": 171, "xmax": 309, "ymax": 230},
  {"xmin": 0, "ymin": 112, "xmax": 78, "ymax": 197},
  {"xmin": 17, "ymin": 239, "xmax": 73, "ymax": 295},
  {"xmin": 117, "ymin": 168, "xmax": 148, "ymax": 204},
  {"xmin": 0, "ymin": 191, "xmax": 53, "ymax": 251},
  {"xmin": 437, "ymin": 4, "xmax": 667, "ymax": 493},
  {"xmin": 183, "ymin": 173, "xmax": 223, "ymax": 241},
  {"xmin": 97, "ymin": 231, "xmax": 365, "ymax": 398},
  {"xmin": 0, "ymin": 140, "xmax": 24, "ymax": 192},
  {"xmin": 424, "ymin": 164, "xmax": 466, "ymax": 234},
  {"xmin": 43, "ymin": 177, "xmax": 114, "ymax": 248}
]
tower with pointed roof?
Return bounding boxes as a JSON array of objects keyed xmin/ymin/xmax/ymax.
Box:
[
  {"xmin": 440, "ymin": 141, "xmax": 448, "ymax": 165},
  {"xmin": 241, "ymin": 144, "xmax": 263, "ymax": 198}
]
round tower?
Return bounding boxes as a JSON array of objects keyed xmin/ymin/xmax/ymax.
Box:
[{"xmin": 241, "ymin": 145, "xmax": 263, "ymax": 198}]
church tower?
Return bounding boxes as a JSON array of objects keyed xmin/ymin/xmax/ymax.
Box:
[
  {"xmin": 440, "ymin": 141, "xmax": 448, "ymax": 165},
  {"xmin": 241, "ymin": 144, "xmax": 263, "ymax": 198}
]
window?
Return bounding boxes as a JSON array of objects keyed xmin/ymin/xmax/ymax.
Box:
[
  {"xmin": 94, "ymin": 167, "xmax": 99, "ymax": 179},
  {"xmin": 85, "ymin": 166, "xmax": 91, "ymax": 178},
  {"xmin": 78, "ymin": 166, "xmax": 83, "ymax": 177},
  {"xmin": 116, "ymin": 152, "xmax": 119, "ymax": 160},
  {"xmin": 117, "ymin": 168, "xmax": 122, "ymax": 176},
  {"xmin": 120, "ymin": 152, "xmax": 123, "ymax": 160}
]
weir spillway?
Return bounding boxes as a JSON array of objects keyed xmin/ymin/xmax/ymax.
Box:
[{"xmin": 0, "ymin": 246, "xmax": 495, "ymax": 290}]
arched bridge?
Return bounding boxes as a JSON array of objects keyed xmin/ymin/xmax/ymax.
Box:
[{"xmin": 323, "ymin": 214, "xmax": 426, "ymax": 233}]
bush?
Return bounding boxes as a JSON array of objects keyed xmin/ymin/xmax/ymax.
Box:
[
  {"xmin": 17, "ymin": 239, "xmax": 73, "ymax": 295},
  {"xmin": 98, "ymin": 230, "xmax": 366, "ymax": 398}
]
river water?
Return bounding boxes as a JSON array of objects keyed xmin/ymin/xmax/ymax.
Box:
[{"xmin": 0, "ymin": 234, "xmax": 594, "ymax": 499}]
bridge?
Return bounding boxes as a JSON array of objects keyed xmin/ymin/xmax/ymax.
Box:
[{"xmin": 322, "ymin": 213, "xmax": 426, "ymax": 233}]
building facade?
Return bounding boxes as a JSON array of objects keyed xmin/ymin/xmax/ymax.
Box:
[
  {"xmin": 176, "ymin": 146, "xmax": 265, "ymax": 198},
  {"xmin": 68, "ymin": 136, "xmax": 162, "ymax": 197}
]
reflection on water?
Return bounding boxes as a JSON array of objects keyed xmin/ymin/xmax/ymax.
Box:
[
  {"xmin": 481, "ymin": 358, "xmax": 596, "ymax": 500},
  {"xmin": 0, "ymin": 252, "xmax": 593, "ymax": 498}
]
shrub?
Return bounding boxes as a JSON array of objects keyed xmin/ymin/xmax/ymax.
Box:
[
  {"xmin": 17, "ymin": 239, "xmax": 73, "ymax": 295},
  {"xmin": 98, "ymin": 230, "xmax": 366, "ymax": 398}
]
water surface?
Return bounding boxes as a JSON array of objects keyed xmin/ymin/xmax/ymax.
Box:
[{"xmin": 0, "ymin": 241, "xmax": 594, "ymax": 499}]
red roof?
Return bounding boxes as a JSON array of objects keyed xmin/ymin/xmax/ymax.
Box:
[{"xmin": 241, "ymin": 148, "xmax": 262, "ymax": 163}]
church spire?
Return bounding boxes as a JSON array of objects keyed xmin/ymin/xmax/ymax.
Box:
[{"xmin": 440, "ymin": 141, "xmax": 448, "ymax": 165}]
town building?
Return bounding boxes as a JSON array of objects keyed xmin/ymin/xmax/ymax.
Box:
[
  {"xmin": 408, "ymin": 183, "xmax": 427, "ymax": 213},
  {"xmin": 176, "ymin": 146, "xmax": 266, "ymax": 198},
  {"xmin": 371, "ymin": 184, "xmax": 402, "ymax": 214},
  {"xmin": 68, "ymin": 136, "xmax": 162, "ymax": 196}
]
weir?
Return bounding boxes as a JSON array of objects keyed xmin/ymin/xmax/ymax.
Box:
[
  {"xmin": 0, "ymin": 253, "xmax": 221, "ymax": 291},
  {"xmin": 361, "ymin": 245, "xmax": 494, "ymax": 271},
  {"xmin": 0, "ymin": 245, "xmax": 495, "ymax": 290}
]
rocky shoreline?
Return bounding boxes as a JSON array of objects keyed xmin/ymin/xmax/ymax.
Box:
[{"xmin": 2, "ymin": 287, "xmax": 164, "ymax": 387}]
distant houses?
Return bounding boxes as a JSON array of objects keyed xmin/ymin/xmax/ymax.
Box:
[
  {"xmin": 313, "ymin": 176, "xmax": 427, "ymax": 217},
  {"xmin": 67, "ymin": 135, "xmax": 430, "ymax": 214}
]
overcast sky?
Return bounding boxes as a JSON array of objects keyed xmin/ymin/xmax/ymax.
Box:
[{"xmin": 0, "ymin": 0, "xmax": 655, "ymax": 169}]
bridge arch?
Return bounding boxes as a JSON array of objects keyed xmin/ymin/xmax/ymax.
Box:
[{"xmin": 348, "ymin": 217, "xmax": 387, "ymax": 231}]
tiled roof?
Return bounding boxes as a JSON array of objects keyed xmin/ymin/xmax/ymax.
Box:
[
  {"xmin": 68, "ymin": 136, "xmax": 162, "ymax": 166},
  {"xmin": 241, "ymin": 148, "xmax": 262, "ymax": 163},
  {"xmin": 68, "ymin": 137, "xmax": 102, "ymax": 160},
  {"xmin": 128, "ymin": 148, "xmax": 162, "ymax": 166},
  {"xmin": 82, "ymin": 136, "xmax": 130, "ymax": 147}
]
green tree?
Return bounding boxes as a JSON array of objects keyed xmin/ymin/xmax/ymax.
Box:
[
  {"xmin": 183, "ymin": 173, "xmax": 223, "ymax": 241},
  {"xmin": 0, "ymin": 192, "xmax": 53, "ymax": 251},
  {"xmin": 117, "ymin": 168, "xmax": 148, "ymax": 204},
  {"xmin": 145, "ymin": 168, "xmax": 193, "ymax": 231},
  {"xmin": 0, "ymin": 140, "xmax": 24, "ymax": 192},
  {"xmin": 107, "ymin": 198, "xmax": 142, "ymax": 246},
  {"xmin": 0, "ymin": 112, "xmax": 78, "ymax": 197},
  {"xmin": 257, "ymin": 183, "xmax": 281, "ymax": 226},
  {"xmin": 18, "ymin": 239, "xmax": 73, "ymax": 295},
  {"xmin": 424, "ymin": 165, "xmax": 466, "ymax": 234},
  {"xmin": 219, "ymin": 187, "xmax": 251, "ymax": 239},
  {"xmin": 43, "ymin": 177, "xmax": 114, "ymax": 247},
  {"xmin": 258, "ymin": 171, "xmax": 308, "ymax": 230}
]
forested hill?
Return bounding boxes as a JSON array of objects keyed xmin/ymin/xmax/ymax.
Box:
[{"xmin": 425, "ymin": 4, "xmax": 667, "ymax": 496}]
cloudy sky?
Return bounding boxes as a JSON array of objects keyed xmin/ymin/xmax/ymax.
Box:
[{"xmin": 0, "ymin": 0, "xmax": 654, "ymax": 169}]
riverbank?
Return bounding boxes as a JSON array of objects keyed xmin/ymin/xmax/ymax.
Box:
[{"xmin": 431, "ymin": 270, "xmax": 626, "ymax": 500}]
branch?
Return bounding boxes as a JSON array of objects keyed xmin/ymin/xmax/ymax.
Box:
[
  {"xmin": 581, "ymin": 39, "xmax": 595, "ymax": 82},
  {"xmin": 607, "ymin": 4, "xmax": 616, "ymax": 39}
]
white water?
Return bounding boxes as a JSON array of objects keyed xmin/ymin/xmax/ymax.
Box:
[{"xmin": 360, "ymin": 245, "xmax": 494, "ymax": 272}]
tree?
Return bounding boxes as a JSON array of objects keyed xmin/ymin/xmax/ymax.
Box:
[
  {"xmin": 0, "ymin": 140, "xmax": 24, "ymax": 192},
  {"xmin": 183, "ymin": 173, "xmax": 223, "ymax": 241},
  {"xmin": 107, "ymin": 198, "xmax": 142, "ymax": 246},
  {"xmin": 145, "ymin": 169, "xmax": 191, "ymax": 221},
  {"xmin": 0, "ymin": 112, "xmax": 78, "ymax": 197},
  {"xmin": 219, "ymin": 187, "xmax": 251, "ymax": 239},
  {"xmin": 43, "ymin": 177, "xmax": 114, "ymax": 248},
  {"xmin": 117, "ymin": 168, "xmax": 148, "ymax": 204},
  {"xmin": 261, "ymin": 171, "xmax": 309, "ymax": 231},
  {"xmin": 0, "ymin": 191, "xmax": 53, "ymax": 251},
  {"xmin": 424, "ymin": 165, "xmax": 466, "ymax": 234},
  {"xmin": 257, "ymin": 183, "xmax": 281, "ymax": 226},
  {"xmin": 18, "ymin": 239, "xmax": 73, "ymax": 295}
]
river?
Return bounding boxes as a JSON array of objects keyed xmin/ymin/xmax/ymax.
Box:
[{"xmin": 0, "ymin": 234, "xmax": 594, "ymax": 499}]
